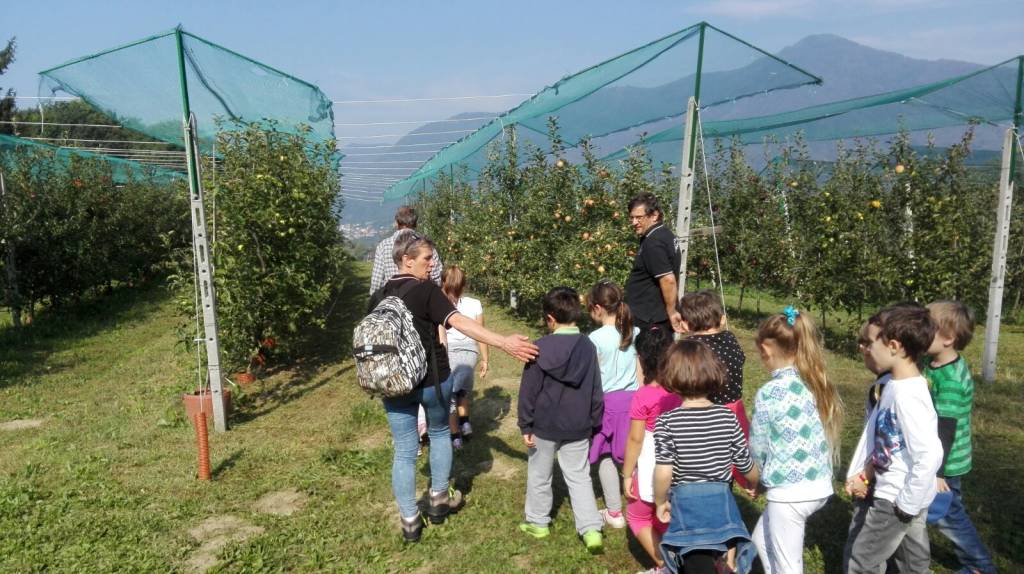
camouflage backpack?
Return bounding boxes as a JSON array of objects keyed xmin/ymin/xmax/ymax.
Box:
[{"xmin": 352, "ymin": 281, "xmax": 428, "ymax": 398}]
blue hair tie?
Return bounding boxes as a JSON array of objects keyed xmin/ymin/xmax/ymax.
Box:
[{"xmin": 783, "ymin": 305, "xmax": 799, "ymax": 326}]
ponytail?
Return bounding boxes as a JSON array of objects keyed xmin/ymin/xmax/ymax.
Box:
[
  {"xmin": 588, "ymin": 280, "xmax": 633, "ymax": 351},
  {"xmin": 756, "ymin": 310, "xmax": 844, "ymax": 464},
  {"xmin": 615, "ymin": 302, "xmax": 634, "ymax": 351}
]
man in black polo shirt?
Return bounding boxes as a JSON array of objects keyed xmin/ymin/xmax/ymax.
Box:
[{"xmin": 624, "ymin": 193, "xmax": 683, "ymax": 333}]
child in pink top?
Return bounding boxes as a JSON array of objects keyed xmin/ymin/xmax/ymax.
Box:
[{"xmin": 622, "ymin": 326, "xmax": 679, "ymax": 573}]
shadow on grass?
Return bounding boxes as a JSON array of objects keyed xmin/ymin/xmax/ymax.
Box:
[
  {"xmin": 231, "ymin": 263, "xmax": 367, "ymax": 426},
  {"xmin": 0, "ymin": 280, "xmax": 173, "ymax": 390},
  {"xmin": 448, "ymin": 385, "xmax": 527, "ymax": 498},
  {"xmin": 212, "ymin": 448, "xmax": 246, "ymax": 479}
]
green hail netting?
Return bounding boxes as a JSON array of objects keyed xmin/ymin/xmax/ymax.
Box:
[
  {"xmin": 37, "ymin": 27, "xmax": 336, "ymax": 154},
  {"xmin": 0, "ymin": 133, "xmax": 186, "ymax": 184},
  {"xmin": 601, "ymin": 55, "xmax": 1024, "ymax": 167},
  {"xmin": 383, "ymin": 22, "xmax": 822, "ymax": 200}
]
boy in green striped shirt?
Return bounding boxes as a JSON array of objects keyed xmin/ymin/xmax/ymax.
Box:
[{"xmin": 923, "ymin": 300, "xmax": 995, "ymax": 574}]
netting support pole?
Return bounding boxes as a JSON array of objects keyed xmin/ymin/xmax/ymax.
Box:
[
  {"xmin": 982, "ymin": 128, "xmax": 1016, "ymax": 383},
  {"xmin": 675, "ymin": 24, "xmax": 705, "ymax": 301},
  {"xmin": 675, "ymin": 97, "xmax": 698, "ymax": 301},
  {"xmin": 177, "ymin": 27, "xmax": 227, "ymax": 431}
]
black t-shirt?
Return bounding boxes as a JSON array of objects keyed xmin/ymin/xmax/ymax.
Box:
[
  {"xmin": 689, "ymin": 331, "xmax": 745, "ymax": 405},
  {"xmin": 625, "ymin": 223, "xmax": 681, "ymax": 325},
  {"xmin": 368, "ymin": 274, "xmax": 457, "ymax": 385}
]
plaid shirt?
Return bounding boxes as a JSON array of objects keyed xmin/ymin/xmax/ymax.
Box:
[{"xmin": 369, "ymin": 229, "xmax": 443, "ymax": 294}]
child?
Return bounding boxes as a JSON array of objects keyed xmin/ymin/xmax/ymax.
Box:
[
  {"xmin": 923, "ymin": 300, "xmax": 995, "ymax": 574},
  {"xmin": 843, "ymin": 304, "xmax": 944, "ymax": 574},
  {"xmin": 587, "ymin": 280, "xmax": 640, "ymax": 530},
  {"xmin": 749, "ymin": 306, "xmax": 843, "ymax": 574},
  {"xmin": 621, "ymin": 326, "xmax": 678, "ymax": 573},
  {"xmin": 518, "ymin": 286, "xmax": 605, "ymax": 553},
  {"xmin": 678, "ymin": 290, "xmax": 749, "ymax": 487},
  {"xmin": 654, "ymin": 340, "xmax": 761, "ymax": 574},
  {"xmin": 858, "ymin": 316, "xmax": 891, "ymax": 420},
  {"xmin": 442, "ymin": 266, "xmax": 489, "ymax": 449}
]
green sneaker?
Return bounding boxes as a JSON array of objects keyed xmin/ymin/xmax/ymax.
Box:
[
  {"xmin": 582, "ymin": 529, "xmax": 603, "ymax": 554},
  {"xmin": 518, "ymin": 522, "xmax": 550, "ymax": 539}
]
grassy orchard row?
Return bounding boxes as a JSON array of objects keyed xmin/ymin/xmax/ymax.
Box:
[
  {"xmin": 168, "ymin": 122, "xmax": 350, "ymax": 376},
  {"xmin": 416, "ymin": 124, "xmax": 1015, "ymax": 337},
  {"xmin": 0, "ymin": 148, "xmax": 189, "ymax": 328}
]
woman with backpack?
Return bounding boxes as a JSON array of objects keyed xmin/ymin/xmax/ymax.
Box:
[{"xmin": 365, "ymin": 231, "xmax": 539, "ymax": 543}]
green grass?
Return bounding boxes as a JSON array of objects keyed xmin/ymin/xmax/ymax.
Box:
[{"xmin": 1, "ymin": 266, "xmax": 1022, "ymax": 572}]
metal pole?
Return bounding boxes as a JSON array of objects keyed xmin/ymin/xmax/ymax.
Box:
[
  {"xmin": 177, "ymin": 27, "xmax": 227, "ymax": 431},
  {"xmin": 674, "ymin": 24, "xmax": 705, "ymax": 301},
  {"xmin": 675, "ymin": 97, "xmax": 698, "ymax": 300},
  {"xmin": 982, "ymin": 129, "xmax": 1016, "ymax": 383}
]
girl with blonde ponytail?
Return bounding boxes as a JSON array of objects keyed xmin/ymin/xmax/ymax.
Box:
[
  {"xmin": 749, "ymin": 306, "xmax": 844, "ymax": 574},
  {"xmin": 586, "ymin": 280, "xmax": 640, "ymax": 529}
]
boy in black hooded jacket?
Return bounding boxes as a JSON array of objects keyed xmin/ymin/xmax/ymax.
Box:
[{"xmin": 518, "ymin": 286, "xmax": 605, "ymax": 553}]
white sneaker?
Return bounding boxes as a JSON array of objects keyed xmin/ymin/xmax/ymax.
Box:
[
  {"xmin": 600, "ymin": 508, "xmax": 626, "ymax": 529},
  {"xmin": 459, "ymin": 421, "xmax": 473, "ymax": 438}
]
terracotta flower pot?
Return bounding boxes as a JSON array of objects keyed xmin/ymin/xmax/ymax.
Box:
[{"xmin": 182, "ymin": 389, "xmax": 232, "ymax": 424}]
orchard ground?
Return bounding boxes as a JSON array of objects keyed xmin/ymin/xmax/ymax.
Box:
[{"xmin": 1, "ymin": 264, "xmax": 1022, "ymax": 573}]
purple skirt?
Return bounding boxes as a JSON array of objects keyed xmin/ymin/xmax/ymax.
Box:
[{"xmin": 589, "ymin": 390, "xmax": 636, "ymax": 464}]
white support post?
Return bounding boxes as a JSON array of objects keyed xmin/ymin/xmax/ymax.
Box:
[
  {"xmin": 184, "ymin": 113, "xmax": 227, "ymax": 430},
  {"xmin": 982, "ymin": 128, "xmax": 1016, "ymax": 384},
  {"xmin": 675, "ymin": 97, "xmax": 698, "ymax": 301}
]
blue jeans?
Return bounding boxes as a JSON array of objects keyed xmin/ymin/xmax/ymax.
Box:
[
  {"xmin": 932, "ymin": 476, "xmax": 996, "ymax": 574},
  {"xmin": 382, "ymin": 377, "xmax": 453, "ymax": 519}
]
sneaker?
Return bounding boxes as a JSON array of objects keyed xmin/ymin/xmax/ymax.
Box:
[
  {"xmin": 582, "ymin": 529, "xmax": 603, "ymax": 554},
  {"xmin": 400, "ymin": 513, "xmax": 424, "ymax": 543},
  {"xmin": 635, "ymin": 568, "xmax": 667, "ymax": 574},
  {"xmin": 452, "ymin": 434, "xmax": 464, "ymax": 450},
  {"xmin": 427, "ymin": 485, "xmax": 464, "ymax": 524},
  {"xmin": 518, "ymin": 522, "xmax": 551, "ymax": 539},
  {"xmin": 601, "ymin": 508, "xmax": 626, "ymax": 529},
  {"xmin": 460, "ymin": 420, "xmax": 473, "ymax": 438}
]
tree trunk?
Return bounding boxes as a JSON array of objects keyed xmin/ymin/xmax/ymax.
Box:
[{"xmin": 738, "ymin": 283, "xmax": 746, "ymax": 312}]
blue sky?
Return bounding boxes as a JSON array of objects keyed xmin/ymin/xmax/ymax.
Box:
[{"xmin": 2, "ymin": 0, "xmax": 1021, "ymax": 148}]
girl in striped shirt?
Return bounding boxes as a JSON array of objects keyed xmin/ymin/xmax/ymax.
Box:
[{"xmin": 654, "ymin": 340, "xmax": 760, "ymax": 574}]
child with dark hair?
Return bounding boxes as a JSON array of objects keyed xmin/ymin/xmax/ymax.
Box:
[
  {"xmin": 586, "ymin": 280, "xmax": 640, "ymax": 530},
  {"xmin": 621, "ymin": 326, "xmax": 678, "ymax": 573},
  {"xmin": 678, "ymin": 290, "xmax": 749, "ymax": 487},
  {"xmin": 923, "ymin": 300, "xmax": 995, "ymax": 574},
  {"xmin": 655, "ymin": 340, "xmax": 760, "ymax": 574},
  {"xmin": 844, "ymin": 304, "xmax": 944, "ymax": 574},
  {"xmin": 518, "ymin": 287, "xmax": 605, "ymax": 553}
]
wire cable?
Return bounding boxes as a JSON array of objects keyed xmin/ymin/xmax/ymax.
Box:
[{"xmin": 331, "ymin": 93, "xmax": 531, "ymax": 105}]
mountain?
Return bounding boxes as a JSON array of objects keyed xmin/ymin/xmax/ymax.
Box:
[{"xmin": 339, "ymin": 35, "xmax": 1006, "ymax": 227}]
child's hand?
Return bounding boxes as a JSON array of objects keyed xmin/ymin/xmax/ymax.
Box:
[
  {"xmin": 655, "ymin": 501, "xmax": 671, "ymax": 523},
  {"xmin": 522, "ymin": 433, "xmax": 536, "ymax": 448},
  {"xmin": 936, "ymin": 477, "xmax": 949, "ymax": 493},
  {"xmin": 623, "ymin": 475, "xmax": 637, "ymax": 502},
  {"xmin": 845, "ymin": 476, "xmax": 868, "ymax": 499},
  {"xmin": 478, "ymin": 359, "xmax": 489, "ymax": 378}
]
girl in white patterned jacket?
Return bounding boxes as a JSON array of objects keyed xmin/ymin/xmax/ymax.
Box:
[{"xmin": 749, "ymin": 307, "xmax": 843, "ymax": 574}]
